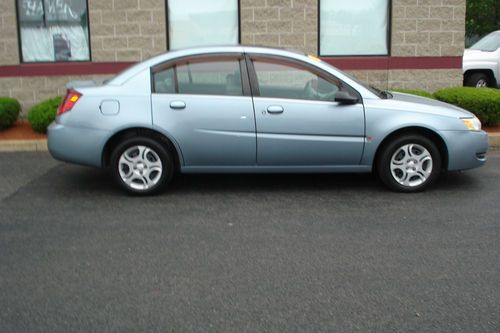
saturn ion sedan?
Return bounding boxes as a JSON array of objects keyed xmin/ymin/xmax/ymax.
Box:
[{"xmin": 48, "ymin": 46, "xmax": 488, "ymax": 194}]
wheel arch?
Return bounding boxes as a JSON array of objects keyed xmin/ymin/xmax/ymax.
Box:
[
  {"xmin": 463, "ymin": 69, "xmax": 497, "ymax": 86},
  {"xmin": 373, "ymin": 126, "xmax": 449, "ymax": 171},
  {"xmin": 101, "ymin": 127, "xmax": 183, "ymax": 171}
]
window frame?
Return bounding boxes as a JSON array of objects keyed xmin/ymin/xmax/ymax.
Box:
[
  {"xmin": 317, "ymin": 0, "xmax": 392, "ymax": 57},
  {"xmin": 165, "ymin": 0, "xmax": 241, "ymax": 51},
  {"xmin": 151, "ymin": 53, "xmax": 252, "ymax": 97},
  {"xmin": 245, "ymin": 54, "xmax": 362, "ymax": 103},
  {"xmin": 14, "ymin": 0, "xmax": 92, "ymax": 64}
]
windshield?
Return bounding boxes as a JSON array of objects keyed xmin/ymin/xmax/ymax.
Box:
[{"xmin": 470, "ymin": 31, "xmax": 500, "ymax": 52}]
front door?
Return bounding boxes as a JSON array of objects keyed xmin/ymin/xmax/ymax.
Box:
[{"xmin": 248, "ymin": 55, "xmax": 366, "ymax": 166}]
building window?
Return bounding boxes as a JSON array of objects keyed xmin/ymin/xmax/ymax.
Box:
[
  {"xmin": 167, "ymin": 0, "xmax": 239, "ymax": 50},
  {"xmin": 319, "ymin": 0, "xmax": 390, "ymax": 56},
  {"xmin": 16, "ymin": 0, "xmax": 90, "ymax": 63}
]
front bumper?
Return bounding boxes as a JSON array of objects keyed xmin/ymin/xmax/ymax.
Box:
[
  {"xmin": 440, "ymin": 130, "xmax": 488, "ymax": 171},
  {"xmin": 47, "ymin": 122, "xmax": 108, "ymax": 168}
]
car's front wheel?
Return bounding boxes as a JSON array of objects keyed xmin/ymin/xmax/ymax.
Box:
[
  {"xmin": 110, "ymin": 137, "xmax": 174, "ymax": 195},
  {"xmin": 377, "ymin": 134, "xmax": 441, "ymax": 192}
]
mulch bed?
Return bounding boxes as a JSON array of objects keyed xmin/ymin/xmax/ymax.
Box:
[{"xmin": 0, "ymin": 121, "xmax": 46, "ymax": 140}]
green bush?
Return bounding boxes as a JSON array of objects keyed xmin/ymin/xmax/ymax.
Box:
[
  {"xmin": 28, "ymin": 96, "xmax": 62, "ymax": 133},
  {"xmin": 390, "ymin": 89, "xmax": 435, "ymax": 99},
  {"xmin": 0, "ymin": 97, "xmax": 21, "ymax": 130},
  {"xmin": 434, "ymin": 87, "xmax": 500, "ymax": 126}
]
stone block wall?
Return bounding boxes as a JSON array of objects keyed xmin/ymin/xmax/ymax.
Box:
[
  {"xmin": 88, "ymin": 0, "xmax": 167, "ymax": 62},
  {"xmin": 0, "ymin": 0, "xmax": 20, "ymax": 65},
  {"xmin": 392, "ymin": 0, "xmax": 466, "ymax": 57},
  {"xmin": 0, "ymin": 75, "xmax": 111, "ymax": 114},
  {"xmin": 0, "ymin": 0, "xmax": 466, "ymax": 112},
  {"xmin": 241, "ymin": 0, "xmax": 318, "ymax": 54}
]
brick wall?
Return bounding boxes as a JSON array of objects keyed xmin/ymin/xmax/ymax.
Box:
[
  {"xmin": 0, "ymin": 0, "xmax": 20, "ymax": 65},
  {"xmin": 88, "ymin": 0, "xmax": 167, "ymax": 62},
  {"xmin": 241, "ymin": 0, "xmax": 317, "ymax": 54}
]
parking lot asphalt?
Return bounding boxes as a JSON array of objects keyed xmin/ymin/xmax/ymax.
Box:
[{"xmin": 0, "ymin": 150, "xmax": 499, "ymax": 332}]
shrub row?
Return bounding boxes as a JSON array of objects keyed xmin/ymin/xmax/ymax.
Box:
[
  {"xmin": 433, "ymin": 87, "xmax": 500, "ymax": 126},
  {"xmin": 391, "ymin": 87, "xmax": 500, "ymax": 126},
  {"xmin": 0, "ymin": 97, "xmax": 21, "ymax": 130},
  {"xmin": 27, "ymin": 96, "xmax": 62, "ymax": 133},
  {"xmin": 390, "ymin": 88, "xmax": 435, "ymax": 99}
]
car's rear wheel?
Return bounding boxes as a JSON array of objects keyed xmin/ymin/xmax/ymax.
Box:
[
  {"xmin": 465, "ymin": 72, "xmax": 490, "ymax": 88},
  {"xmin": 377, "ymin": 134, "xmax": 441, "ymax": 192},
  {"xmin": 110, "ymin": 137, "xmax": 174, "ymax": 195}
]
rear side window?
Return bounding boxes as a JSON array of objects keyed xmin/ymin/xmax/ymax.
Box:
[
  {"xmin": 154, "ymin": 67, "xmax": 176, "ymax": 94},
  {"xmin": 153, "ymin": 58, "xmax": 243, "ymax": 96}
]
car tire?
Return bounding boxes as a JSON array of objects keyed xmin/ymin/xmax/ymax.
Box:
[
  {"xmin": 465, "ymin": 72, "xmax": 490, "ymax": 88},
  {"xmin": 377, "ymin": 134, "xmax": 441, "ymax": 193},
  {"xmin": 110, "ymin": 136, "xmax": 174, "ymax": 195}
]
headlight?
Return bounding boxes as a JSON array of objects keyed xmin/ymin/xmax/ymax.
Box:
[{"xmin": 461, "ymin": 117, "xmax": 482, "ymax": 131}]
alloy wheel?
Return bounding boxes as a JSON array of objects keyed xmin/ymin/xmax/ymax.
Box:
[{"xmin": 118, "ymin": 145, "xmax": 163, "ymax": 191}]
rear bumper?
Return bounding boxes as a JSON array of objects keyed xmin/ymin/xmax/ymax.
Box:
[
  {"xmin": 440, "ymin": 130, "xmax": 488, "ymax": 171},
  {"xmin": 47, "ymin": 122, "xmax": 108, "ymax": 168}
]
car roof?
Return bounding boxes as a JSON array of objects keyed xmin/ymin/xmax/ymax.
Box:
[
  {"xmin": 108, "ymin": 45, "xmax": 304, "ymax": 84},
  {"xmin": 107, "ymin": 45, "xmax": 379, "ymax": 99}
]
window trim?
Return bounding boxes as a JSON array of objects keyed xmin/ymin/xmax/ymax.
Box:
[
  {"xmin": 165, "ymin": 0, "xmax": 241, "ymax": 51},
  {"xmin": 151, "ymin": 53, "xmax": 251, "ymax": 97},
  {"xmin": 15, "ymin": 0, "xmax": 92, "ymax": 64},
  {"xmin": 317, "ymin": 0, "xmax": 392, "ymax": 57},
  {"xmin": 246, "ymin": 53, "xmax": 362, "ymax": 103}
]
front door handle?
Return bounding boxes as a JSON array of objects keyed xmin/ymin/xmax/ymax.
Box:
[
  {"xmin": 170, "ymin": 101, "xmax": 186, "ymax": 110},
  {"xmin": 267, "ymin": 105, "xmax": 284, "ymax": 114}
]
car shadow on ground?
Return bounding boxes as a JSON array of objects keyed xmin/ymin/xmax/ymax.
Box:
[{"xmin": 56, "ymin": 164, "xmax": 480, "ymax": 196}]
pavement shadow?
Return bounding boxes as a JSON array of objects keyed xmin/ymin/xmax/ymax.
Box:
[{"xmin": 55, "ymin": 164, "xmax": 480, "ymax": 196}]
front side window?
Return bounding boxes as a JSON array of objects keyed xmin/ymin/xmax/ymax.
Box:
[
  {"xmin": 252, "ymin": 58, "xmax": 342, "ymax": 102},
  {"xmin": 154, "ymin": 58, "xmax": 243, "ymax": 96},
  {"xmin": 319, "ymin": 0, "xmax": 390, "ymax": 56},
  {"xmin": 16, "ymin": 0, "xmax": 90, "ymax": 62},
  {"xmin": 167, "ymin": 0, "xmax": 239, "ymax": 50}
]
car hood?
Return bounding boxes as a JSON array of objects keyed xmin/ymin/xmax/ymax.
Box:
[
  {"xmin": 463, "ymin": 48, "xmax": 497, "ymax": 62},
  {"xmin": 385, "ymin": 92, "xmax": 475, "ymax": 118}
]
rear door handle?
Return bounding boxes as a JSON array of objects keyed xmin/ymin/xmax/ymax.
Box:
[
  {"xmin": 170, "ymin": 101, "xmax": 186, "ymax": 110},
  {"xmin": 267, "ymin": 105, "xmax": 284, "ymax": 114}
]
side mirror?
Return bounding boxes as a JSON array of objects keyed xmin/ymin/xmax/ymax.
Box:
[{"xmin": 334, "ymin": 91, "xmax": 359, "ymax": 104}]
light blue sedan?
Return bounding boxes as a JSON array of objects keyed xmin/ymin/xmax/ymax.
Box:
[{"xmin": 48, "ymin": 46, "xmax": 488, "ymax": 194}]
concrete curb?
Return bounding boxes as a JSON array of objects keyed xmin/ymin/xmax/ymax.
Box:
[
  {"xmin": 0, "ymin": 134, "xmax": 499, "ymax": 153},
  {"xmin": 489, "ymin": 133, "xmax": 500, "ymax": 148},
  {"xmin": 0, "ymin": 140, "xmax": 48, "ymax": 152}
]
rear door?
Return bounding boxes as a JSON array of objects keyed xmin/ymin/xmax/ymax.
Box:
[
  {"xmin": 247, "ymin": 54, "xmax": 365, "ymax": 166},
  {"xmin": 151, "ymin": 54, "xmax": 256, "ymax": 167}
]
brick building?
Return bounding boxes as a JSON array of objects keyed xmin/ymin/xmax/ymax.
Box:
[{"xmin": 0, "ymin": 0, "xmax": 466, "ymax": 113}]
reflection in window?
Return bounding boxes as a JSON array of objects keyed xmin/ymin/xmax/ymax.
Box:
[
  {"xmin": 253, "ymin": 60, "xmax": 340, "ymax": 101},
  {"xmin": 17, "ymin": 0, "xmax": 90, "ymax": 62},
  {"xmin": 167, "ymin": 0, "xmax": 239, "ymax": 49},
  {"xmin": 154, "ymin": 59, "xmax": 243, "ymax": 96},
  {"xmin": 320, "ymin": 0, "xmax": 389, "ymax": 56}
]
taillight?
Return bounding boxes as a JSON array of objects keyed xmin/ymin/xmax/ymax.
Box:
[{"xmin": 58, "ymin": 89, "xmax": 81, "ymax": 115}]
